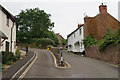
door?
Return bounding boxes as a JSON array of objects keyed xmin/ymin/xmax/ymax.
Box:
[{"xmin": 6, "ymin": 41, "xmax": 9, "ymax": 52}]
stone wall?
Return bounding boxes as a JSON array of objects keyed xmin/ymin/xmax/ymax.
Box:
[{"xmin": 85, "ymin": 45, "xmax": 120, "ymax": 65}]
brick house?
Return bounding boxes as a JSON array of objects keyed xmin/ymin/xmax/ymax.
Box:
[
  {"xmin": 0, "ymin": 5, "xmax": 17, "ymax": 54},
  {"xmin": 84, "ymin": 3, "xmax": 120, "ymax": 40},
  {"xmin": 55, "ymin": 33, "xmax": 66, "ymax": 49},
  {"xmin": 56, "ymin": 33, "xmax": 64, "ymax": 45}
]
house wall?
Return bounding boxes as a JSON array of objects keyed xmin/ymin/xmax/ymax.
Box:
[
  {"xmin": 0, "ymin": 9, "xmax": 16, "ymax": 54},
  {"xmin": 84, "ymin": 14, "xmax": 120, "ymax": 40},
  {"xmin": 0, "ymin": 10, "xmax": 2, "ymax": 30},
  {"xmin": 0, "ymin": 10, "xmax": 2, "ymax": 52},
  {"xmin": 84, "ymin": 4, "xmax": 120, "ymax": 40},
  {"xmin": 84, "ymin": 17, "xmax": 98, "ymax": 38},
  {"xmin": 67, "ymin": 25, "xmax": 84, "ymax": 52},
  {"xmin": 96, "ymin": 13, "xmax": 120, "ymax": 40}
]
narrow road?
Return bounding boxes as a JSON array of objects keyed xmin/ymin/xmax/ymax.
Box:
[{"xmin": 24, "ymin": 48, "xmax": 118, "ymax": 78}]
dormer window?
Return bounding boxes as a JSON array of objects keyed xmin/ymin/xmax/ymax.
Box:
[{"xmin": 6, "ymin": 16, "xmax": 9, "ymax": 26}]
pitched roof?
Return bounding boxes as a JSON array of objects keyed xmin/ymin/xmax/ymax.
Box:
[
  {"xmin": 56, "ymin": 33, "xmax": 64, "ymax": 44},
  {"xmin": 67, "ymin": 24, "xmax": 84, "ymax": 38},
  {"xmin": 84, "ymin": 12, "xmax": 120, "ymax": 40},
  {"xmin": 0, "ymin": 30, "xmax": 8, "ymax": 39},
  {"xmin": 0, "ymin": 5, "xmax": 16, "ymax": 22}
]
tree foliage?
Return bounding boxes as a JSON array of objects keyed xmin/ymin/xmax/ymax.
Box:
[
  {"xmin": 61, "ymin": 39, "xmax": 67, "ymax": 46},
  {"xmin": 82, "ymin": 34, "xmax": 97, "ymax": 48},
  {"xmin": 16, "ymin": 8, "xmax": 59, "ymax": 47}
]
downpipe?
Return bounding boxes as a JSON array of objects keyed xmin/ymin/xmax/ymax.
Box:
[{"xmin": 10, "ymin": 22, "xmax": 14, "ymax": 52}]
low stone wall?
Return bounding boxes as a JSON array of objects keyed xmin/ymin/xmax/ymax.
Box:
[
  {"xmin": 85, "ymin": 45, "xmax": 120, "ymax": 65},
  {"xmin": 50, "ymin": 48, "xmax": 66, "ymax": 66},
  {"xmin": 50, "ymin": 48, "xmax": 60, "ymax": 65}
]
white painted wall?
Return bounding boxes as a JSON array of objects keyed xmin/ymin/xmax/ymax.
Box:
[
  {"xmin": 0, "ymin": 10, "xmax": 2, "ymax": 31},
  {"xmin": 0, "ymin": 10, "xmax": 2, "ymax": 52},
  {"xmin": 67, "ymin": 25, "xmax": 84, "ymax": 52},
  {"xmin": 0, "ymin": 8, "xmax": 16, "ymax": 54}
]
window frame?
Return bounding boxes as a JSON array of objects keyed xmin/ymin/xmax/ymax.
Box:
[
  {"xmin": 79, "ymin": 28, "xmax": 81, "ymax": 35},
  {"xmin": 6, "ymin": 16, "xmax": 9, "ymax": 27}
]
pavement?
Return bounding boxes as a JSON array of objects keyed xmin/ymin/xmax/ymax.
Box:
[
  {"xmin": 23, "ymin": 48, "xmax": 119, "ymax": 78},
  {"xmin": 2, "ymin": 50, "xmax": 34, "ymax": 79},
  {"xmin": 20, "ymin": 50, "xmax": 26, "ymax": 58}
]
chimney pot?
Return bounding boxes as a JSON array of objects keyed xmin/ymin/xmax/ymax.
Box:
[{"xmin": 99, "ymin": 3, "xmax": 107, "ymax": 13}]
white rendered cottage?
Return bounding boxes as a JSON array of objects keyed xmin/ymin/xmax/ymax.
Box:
[
  {"xmin": 0, "ymin": 5, "xmax": 17, "ymax": 54},
  {"xmin": 67, "ymin": 24, "xmax": 84, "ymax": 53}
]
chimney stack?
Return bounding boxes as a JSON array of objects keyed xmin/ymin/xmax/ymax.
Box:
[
  {"xmin": 99, "ymin": 3, "xmax": 107, "ymax": 14},
  {"xmin": 84, "ymin": 16, "xmax": 94, "ymax": 23},
  {"xmin": 78, "ymin": 24, "xmax": 82, "ymax": 28}
]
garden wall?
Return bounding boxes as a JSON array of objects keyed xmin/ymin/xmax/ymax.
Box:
[{"xmin": 85, "ymin": 45, "xmax": 120, "ymax": 65}]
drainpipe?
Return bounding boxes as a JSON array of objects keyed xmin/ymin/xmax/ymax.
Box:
[{"xmin": 10, "ymin": 22, "xmax": 14, "ymax": 52}]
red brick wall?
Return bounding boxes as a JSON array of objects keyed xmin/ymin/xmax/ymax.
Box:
[
  {"xmin": 99, "ymin": 5, "xmax": 107, "ymax": 14},
  {"xmin": 85, "ymin": 45, "xmax": 120, "ymax": 65},
  {"xmin": 96, "ymin": 13, "xmax": 120, "ymax": 40},
  {"xmin": 84, "ymin": 13, "xmax": 120, "ymax": 40},
  {"xmin": 84, "ymin": 17, "xmax": 98, "ymax": 38}
]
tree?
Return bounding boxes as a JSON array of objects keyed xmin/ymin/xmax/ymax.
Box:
[
  {"xmin": 16, "ymin": 8, "xmax": 54, "ymax": 43},
  {"xmin": 41, "ymin": 38, "xmax": 54, "ymax": 48},
  {"xmin": 82, "ymin": 34, "xmax": 97, "ymax": 48},
  {"xmin": 61, "ymin": 39, "xmax": 67, "ymax": 46}
]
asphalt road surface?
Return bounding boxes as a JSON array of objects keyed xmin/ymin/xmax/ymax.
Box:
[{"xmin": 24, "ymin": 48, "xmax": 118, "ymax": 78}]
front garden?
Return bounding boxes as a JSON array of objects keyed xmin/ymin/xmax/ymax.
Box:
[{"xmin": 2, "ymin": 49, "xmax": 24, "ymax": 71}]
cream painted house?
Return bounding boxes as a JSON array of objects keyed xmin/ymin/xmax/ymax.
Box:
[
  {"xmin": 67, "ymin": 24, "xmax": 84, "ymax": 53},
  {"xmin": 0, "ymin": 5, "xmax": 17, "ymax": 54}
]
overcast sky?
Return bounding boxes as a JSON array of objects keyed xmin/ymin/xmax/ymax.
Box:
[{"xmin": 0, "ymin": 0, "xmax": 119, "ymax": 39}]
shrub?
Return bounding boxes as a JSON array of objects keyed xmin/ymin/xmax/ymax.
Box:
[
  {"xmin": 15, "ymin": 49, "xmax": 21, "ymax": 55},
  {"xmin": 2, "ymin": 51, "xmax": 18, "ymax": 64},
  {"xmin": 30, "ymin": 38, "xmax": 55, "ymax": 48},
  {"xmin": 61, "ymin": 39, "xmax": 67, "ymax": 46},
  {"xmin": 98, "ymin": 29, "xmax": 120, "ymax": 52},
  {"xmin": 41, "ymin": 38, "xmax": 54, "ymax": 48},
  {"xmin": 6, "ymin": 61, "xmax": 13, "ymax": 65},
  {"xmin": 47, "ymin": 45, "xmax": 51, "ymax": 49},
  {"xmin": 83, "ymin": 34, "xmax": 97, "ymax": 48}
]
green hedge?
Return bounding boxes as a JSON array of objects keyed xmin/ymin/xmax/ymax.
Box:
[{"xmin": 31, "ymin": 38, "xmax": 55, "ymax": 48}]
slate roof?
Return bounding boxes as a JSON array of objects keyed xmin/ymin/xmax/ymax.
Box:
[
  {"xmin": 0, "ymin": 5, "xmax": 16, "ymax": 22},
  {"xmin": 0, "ymin": 30, "xmax": 8, "ymax": 39},
  {"xmin": 67, "ymin": 24, "xmax": 84, "ymax": 38}
]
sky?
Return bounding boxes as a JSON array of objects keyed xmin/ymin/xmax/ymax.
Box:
[{"xmin": 0, "ymin": 0, "xmax": 119, "ymax": 39}]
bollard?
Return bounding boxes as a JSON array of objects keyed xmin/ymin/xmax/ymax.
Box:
[
  {"xmin": 82, "ymin": 51, "xmax": 85, "ymax": 56},
  {"xmin": 60, "ymin": 52, "xmax": 64, "ymax": 66},
  {"xmin": 26, "ymin": 46, "xmax": 28, "ymax": 54},
  {"xmin": 47, "ymin": 48, "xmax": 49, "ymax": 50}
]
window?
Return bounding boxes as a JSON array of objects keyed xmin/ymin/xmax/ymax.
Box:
[
  {"xmin": 6, "ymin": 41, "xmax": 9, "ymax": 52},
  {"xmin": 6, "ymin": 16, "xmax": 9, "ymax": 26},
  {"xmin": 79, "ymin": 28, "xmax": 81, "ymax": 35},
  {"xmin": 74, "ymin": 33, "xmax": 75, "ymax": 38},
  {"xmin": 81, "ymin": 42, "xmax": 82, "ymax": 47}
]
